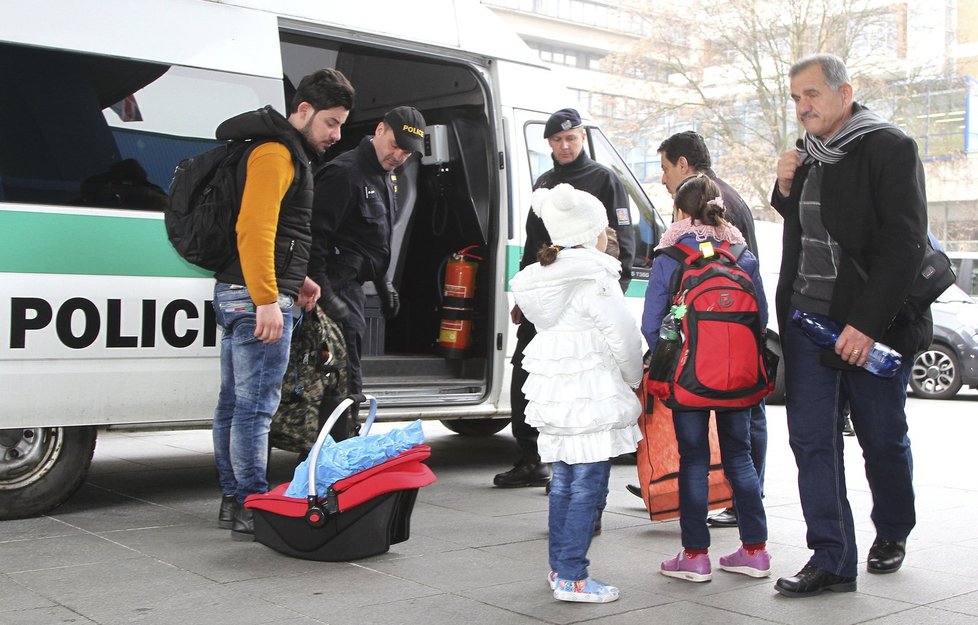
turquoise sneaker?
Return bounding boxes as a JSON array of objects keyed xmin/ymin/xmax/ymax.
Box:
[{"xmin": 553, "ymin": 577, "xmax": 620, "ymax": 603}]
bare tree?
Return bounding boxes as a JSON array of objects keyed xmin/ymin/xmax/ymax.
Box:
[{"xmin": 602, "ymin": 0, "xmax": 903, "ymax": 218}]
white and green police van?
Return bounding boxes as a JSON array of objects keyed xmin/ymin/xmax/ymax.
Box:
[{"xmin": 0, "ymin": 0, "xmax": 666, "ymax": 518}]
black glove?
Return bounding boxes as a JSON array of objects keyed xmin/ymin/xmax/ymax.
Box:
[
  {"xmin": 374, "ymin": 280, "xmax": 400, "ymax": 318},
  {"xmin": 318, "ymin": 280, "xmax": 351, "ymax": 323}
]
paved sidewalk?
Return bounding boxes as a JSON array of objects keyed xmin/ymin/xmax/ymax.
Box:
[{"xmin": 3, "ymin": 398, "xmax": 978, "ymax": 624}]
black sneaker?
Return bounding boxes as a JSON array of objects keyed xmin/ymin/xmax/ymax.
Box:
[{"xmin": 493, "ymin": 462, "xmax": 551, "ymax": 487}]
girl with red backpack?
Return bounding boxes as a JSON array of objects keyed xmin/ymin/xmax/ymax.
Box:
[{"xmin": 642, "ymin": 175, "xmax": 772, "ymax": 582}]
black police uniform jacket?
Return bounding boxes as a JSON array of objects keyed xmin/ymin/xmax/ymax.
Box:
[
  {"xmin": 771, "ymin": 109, "xmax": 932, "ymax": 367},
  {"xmin": 521, "ymin": 150, "xmax": 635, "ymax": 291},
  {"xmin": 309, "ymin": 136, "xmax": 395, "ymax": 291},
  {"xmin": 212, "ymin": 105, "xmax": 315, "ymax": 298},
  {"xmin": 516, "ymin": 150, "xmax": 635, "ymax": 347}
]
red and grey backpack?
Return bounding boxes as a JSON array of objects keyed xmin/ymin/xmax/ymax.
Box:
[{"xmin": 647, "ymin": 241, "xmax": 772, "ymax": 410}]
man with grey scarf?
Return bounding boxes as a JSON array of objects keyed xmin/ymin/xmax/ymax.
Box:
[{"xmin": 770, "ymin": 54, "xmax": 931, "ymax": 598}]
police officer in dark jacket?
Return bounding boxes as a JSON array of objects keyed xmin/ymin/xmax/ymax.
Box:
[
  {"xmin": 495, "ymin": 108, "xmax": 635, "ymax": 488},
  {"xmin": 308, "ymin": 106, "xmax": 426, "ymax": 438}
]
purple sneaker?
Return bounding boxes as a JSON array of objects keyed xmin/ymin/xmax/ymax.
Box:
[
  {"xmin": 660, "ymin": 550, "xmax": 712, "ymax": 582},
  {"xmin": 719, "ymin": 546, "xmax": 771, "ymax": 578},
  {"xmin": 553, "ymin": 577, "xmax": 620, "ymax": 603}
]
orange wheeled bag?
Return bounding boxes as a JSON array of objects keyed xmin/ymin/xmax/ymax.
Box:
[{"xmin": 634, "ymin": 368, "xmax": 733, "ymax": 521}]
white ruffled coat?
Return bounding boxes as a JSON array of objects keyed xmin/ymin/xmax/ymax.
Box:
[{"xmin": 510, "ymin": 248, "xmax": 644, "ymax": 464}]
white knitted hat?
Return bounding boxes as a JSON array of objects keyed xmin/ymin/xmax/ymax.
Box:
[{"xmin": 531, "ymin": 183, "xmax": 608, "ymax": 248}]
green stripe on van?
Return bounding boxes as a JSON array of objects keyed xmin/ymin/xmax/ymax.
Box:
[{"xmin": 0, "ymin": 209, "xmax": 209, "ymax": 278}]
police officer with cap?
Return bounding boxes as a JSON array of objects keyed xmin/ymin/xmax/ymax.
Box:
[
  {"xmin": 495, "ymin": 107, "xmax": 635, "ymax": 489},
  {"xmin": 309, "ymin": 105, "xmax": 426, "ymax": 438}
]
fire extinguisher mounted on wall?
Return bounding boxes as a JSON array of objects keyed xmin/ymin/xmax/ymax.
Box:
[{"xmin": 437, "ymin": 245, "xmax": 483, "ymax": 358}]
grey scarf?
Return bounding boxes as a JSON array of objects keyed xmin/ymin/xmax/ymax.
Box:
[{"xmin": 796, "ymin": 104, "xmax": 898, "ymax": 165}]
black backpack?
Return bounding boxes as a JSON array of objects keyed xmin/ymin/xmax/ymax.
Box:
[{"xmin": 165, "ymin": 141, "xmax": 256, "ymax": 272}]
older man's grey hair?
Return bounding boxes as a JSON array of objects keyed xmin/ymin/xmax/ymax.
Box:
[{"xmin": 789, "ymin": 54, "xmax": 850, "ymax": 91}]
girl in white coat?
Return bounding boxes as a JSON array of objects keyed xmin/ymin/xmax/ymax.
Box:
[{"xmin": 510, "ymin": 183, "xmax": 643, "ymax": 603}]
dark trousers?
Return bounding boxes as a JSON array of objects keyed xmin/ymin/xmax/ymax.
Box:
[
  {"xmin": 783, "ymin": 310, "xmax": 915, "ymax": 577},
  {"xmin": 320, "ymin": 275, "xmax": 365, "ymax": 442},
  {"xmin": 509, "ymin": 322, "xmax": 540, "ymax": 465}
]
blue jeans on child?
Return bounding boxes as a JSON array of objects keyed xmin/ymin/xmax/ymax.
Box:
[
  {"xmin": 673, "ymin": 408, "xmax": 767, "ymax": 550},
  {"xmin": 549, "ymin": 460, "xmax": 611, "ymax": 581},
  {"xmin": 212, "ymin": 283, "xmax": 294, "ymax": 504}
]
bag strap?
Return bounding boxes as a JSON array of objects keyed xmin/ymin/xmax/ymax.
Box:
[{"xmin": 653, "ymin": 241, "xmax": 747, "ymax": 302}]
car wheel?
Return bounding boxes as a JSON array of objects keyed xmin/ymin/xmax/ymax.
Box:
[{"xmin": 910, "ymin": 344, "xmax": 962, "ymax": 400}]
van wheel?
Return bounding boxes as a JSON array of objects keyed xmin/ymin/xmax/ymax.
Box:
[
  {"xmin": 910, "ymin": 344, "xmax": 962, "ymax": 400},
  {"xmin": 0, "ymin": 426, "xmax": 97, "ymax": 520},
  {"xmin": 440, "ymin": 418, "xmax": 509, "ymax": 436}
]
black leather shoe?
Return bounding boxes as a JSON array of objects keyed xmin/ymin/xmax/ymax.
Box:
[
  {"xmin": 230, "ymin": 504, "xmax": 255, "ymax": 541},
  {"xmin": 626, "ymin": 484, "xmax": 643, "ymax": 498},
  {"xmin": 867, "ymin": 538, "xmax": 906, "ymax": 574},
  {"xmin": 493, "ymin": 462, "xmax": 551, "ymax": 487},
  {"xmin": 775, "ymin": 563, "xmax": 856, "ymax": 598},
  {"xmin": 707, "ymin": 507, "xmax": 739, "ymax": 528},
  {"xmin": 218, "ymin": 495, "xmax": 236, "ymax": 529}
]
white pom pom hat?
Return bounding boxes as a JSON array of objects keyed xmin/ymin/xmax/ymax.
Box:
[{"xmin": 531, "ymin": 183, "xmax": 608, "ymax": 248}]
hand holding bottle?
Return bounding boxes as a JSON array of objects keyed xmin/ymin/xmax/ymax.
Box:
[{"xmin": 791, "ymin": 310, "xmax": 902, "ymax": 378}]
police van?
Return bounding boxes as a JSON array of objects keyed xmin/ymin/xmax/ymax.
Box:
[{"xmin": 0, "ymin": 0, "xmax": 667, "ymax": 518}]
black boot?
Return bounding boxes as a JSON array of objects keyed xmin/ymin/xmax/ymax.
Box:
[
  {"xmin": 493, "ymin": 462, "xmax": 551, "ymax": 487},
  {"xmin": 230, "ymin": 504, "xmax": 255, "ymax": 541},
  {"xmin": 867, "ymin": 538, "xmax": 906, "ymax": 574},
  {"xmin": 218, "ymin": 495, "xmax": 236, "ymax": 530}
]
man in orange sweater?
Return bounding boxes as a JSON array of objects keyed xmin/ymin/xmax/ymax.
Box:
[{"xmin": 211, "ymin": 69, "xmax": 355, "ymax": 540}]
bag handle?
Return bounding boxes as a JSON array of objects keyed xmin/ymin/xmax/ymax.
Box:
[{"xmin": 306, "ymin": 394, "xmax": 377, "ymax": 499}]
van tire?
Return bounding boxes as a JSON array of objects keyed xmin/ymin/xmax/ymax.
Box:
[
  {"xmin": 0, "ymin": 426, "xmax": 97, "ymax": 520},
  {"xmin": 440, "ymin": 418, "xmax": 509, "ymax": 436}
]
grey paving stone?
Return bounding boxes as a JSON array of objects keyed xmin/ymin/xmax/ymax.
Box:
[
  {"xmin": 578, "ymin": 600, "xmax": 782, "ymax": 625},
  {"xmin": 0, "ymin": 606, "xmax": 97, "ymax": 625},
  {"xmin": 299, "ymin": 592, "xmax": 548, "ymax": 625},
  {"xmin": 856, "ymin": 564, "xmax": 978, "ymax": 604},
  {"xmin": 0, "ymin": 573, "xmax": 55, "ymax": 613},
  {"xmin": 858, "ymin": 605, "xmax": 978, "ymax": 625},
  {"xmin": 699, "ymin": 581, "xmax": 915, "ymax": 625},
  {"xmin": 930, "ymin": 589, "xmax": 978, "ymax": 617},
  {"xmin": 0, "ymin": 533, "xmax": 141, "ymax": 574},
  {"xmin": 9, "ymin": 556, "xmax": 219, "ymax": 609},
  {"xmin": 0, "ymin": 515, "xmax": 84, "ymax": 542}
]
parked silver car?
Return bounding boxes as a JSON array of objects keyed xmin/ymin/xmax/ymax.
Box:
[{"xmin": 910, "ymin": 284, "xmax": 978, "ymax": 399}]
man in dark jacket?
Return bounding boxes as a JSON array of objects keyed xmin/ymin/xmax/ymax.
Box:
[
  {"xmin": 212, "ymin": 69, "xmax": 355, "ymax": 540},
  {"xmin": 771, "ymin": 54, "xmax": 930, "ymax": 598},
  {"xmin": 308, "ymin": 106, "xmax": 426, "ymax": 438},
  {"xmin": 495, "ymin": 108, "xmax": 635, "ymax": 488}
]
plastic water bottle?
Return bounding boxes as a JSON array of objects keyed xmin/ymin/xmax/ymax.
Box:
[
  {"xmin": 649, "ymin": 311, "xmax": 682, "ymax": 381},
  {"xmin": 790, "ymin": 310, "xmax": 902, "ymax": 378}
]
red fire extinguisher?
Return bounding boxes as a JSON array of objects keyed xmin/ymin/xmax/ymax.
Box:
[{"xmin": 438, "ymin": 245, "xmax": 482, "ymax": 358}]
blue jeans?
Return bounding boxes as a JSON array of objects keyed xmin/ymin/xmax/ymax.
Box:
[
  {"xmin": 783, "ymin": 312, "xmax": 915, "ymax": 577},
  {"xmin": 212, "ymin": 283, "xmax": 294, "ymax": 504},
  {"xmin": 549, "ymin": 460, "xmax": 611, "ymax": 581},
  {"xmin": 673, "ymin": 408, "xmax": 767, "ymax": 550}
]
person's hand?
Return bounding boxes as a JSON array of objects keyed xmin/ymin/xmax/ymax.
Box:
[
  {"xmin": 319, "ymin": 280, "xmax": 351, "ymax": 323},
  {"xmin": 375, "ymin": 280, "xmax": 400, "ymax": 318},
  {"xmin": 254, "ymin": 302, "xmax": 284, "ymax": 344},
  {"xmin": 297, "ymin": 276, "xmax": 321, "ymax": 311},
  {"xmin": 510, "ymin": 304, "xmax": 523, "ymax": 325},
  {"xmin": 776, "ymin": 149, "xmax": 801, "ymax": 198},
  {"xmin": 835, "ymin": 324, "xmax": 874, "ymax": 368}
]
